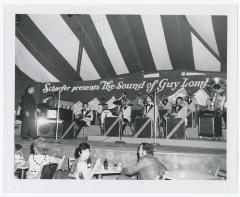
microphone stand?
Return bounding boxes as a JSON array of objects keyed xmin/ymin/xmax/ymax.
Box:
[
  {"xmin": 115, "ymin": 104, "xmax": 126, "ymax": 144},
  {"xmin": 54, "ymin": 91, "xmax": 61, "ymax": 143}
]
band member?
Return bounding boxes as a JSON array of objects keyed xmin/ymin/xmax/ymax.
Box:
[
  {"xmin": 206, "ymin": 93, "xmax": 216, "ymax": 111},
  {"xmin": 158, "ymin": 94, "xmax": 171, "ymax": 137},
  {"xmin": 20, "ymin": 85, "xmax": 39, "ymax": 139},
  {"xmin": 115, "ymin": 92, "xmax": 130, "ymax": 106},
  {"xmin": 184, "ymin": 92, "xmax": 198, "ymax": 127},
  {"xmin": 214, "ymin": 93, "xmax": 226, "ymax": 112},
  {"xmin": 172, "ymin": 97, "xmax": 188, "ymax": 122},
  {"xmin": 74, "ymin": 102, "xmax": 93, "ymax": 138},
  {"xmin": 213, "ymin": 93, "xmax": 226, "ymax": 138},
  {"xmin": 222, "ymin": 101, "xmax": 227, "ymax": 128},
  {"xmin": 137, "ymin": 94, "xmax": 146, "ymax": 107},
  {"xmin": 159, "ymin": 94, "xmax": 171, "ymax": 111},
  {"xmin": 143, "ymin": 95, "xmax": 159, "ymax": 121},
  {"xmin": 206, "ymin": 93, "xmax": 225, "ymax": 112},
  {"xmin": 119, "ymin": 98, "xmax": 132, "ymax": 136}
]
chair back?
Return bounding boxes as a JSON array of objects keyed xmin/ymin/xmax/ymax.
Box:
[
  {"xmin": 68, "ymin": 157, "xmax": 76, "ymax": 172},
  {"xmin": 161, "ymin": 171, "xmax": 168, "ymax": 180},
  {"xmin": 215, "ymin": 165, "xmax": 227, "ymax": 179},
  {"xmin": 57, "ymin": 155, "xmax": 65, "ymax": 170}
]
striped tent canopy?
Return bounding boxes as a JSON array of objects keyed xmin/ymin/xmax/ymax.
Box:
[{"xmin": 15, "ymin": 14, "xmax": 227, "ymax": 83}]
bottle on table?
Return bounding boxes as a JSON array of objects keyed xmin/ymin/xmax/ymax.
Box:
[
  {"xmin": 113, "ymin": 161, "xmax": 118, "ymax": 170},
  {"xmin": 87, "ymin": 158, "xmax": 92, "ymax": 169},
  {"xmin": 117, "ymin": 162, "xmax": 122, "ymax": 171},
  {"xmin": 103, "ymin": 159, "xmax": 108, "ymax": 170}
]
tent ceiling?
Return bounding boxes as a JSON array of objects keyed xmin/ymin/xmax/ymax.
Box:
[{"xmin": 15, "ymin": 14, "xmax": 227, "ymax": 82}]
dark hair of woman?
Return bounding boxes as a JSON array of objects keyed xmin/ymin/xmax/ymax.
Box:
[
  {"xmin": 140, "ymin": 143, "xmax": 154, "ymax": 155},
  {"xmin": 15, "ymin": 144, "xmax": 22, "ymax": 151},
  {"xmin": 30, "ymin": 143, "xmax": 35, "ymax": 154},
  {"xmin": 74, "ymin": 142, "xmax": 90, "ymax": 159}
]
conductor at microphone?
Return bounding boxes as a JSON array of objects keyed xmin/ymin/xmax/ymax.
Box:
[{"xmin": 20, "ymin": 86, "xmax": 39, "ymax": 139}]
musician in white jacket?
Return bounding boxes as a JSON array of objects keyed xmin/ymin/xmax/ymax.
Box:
[
  {"xmin": 172, "ymin": 97, "xmax": 188, "ymax": 127},
  {"xmin": 142, "ymin": 95, "xmax": 159, "ymax": 137},
  {"xmin": 143, "ymin": 95, "xmax": 159, "ymax": 122},
  {"xmin": 74, "ymin": 103, "xmax": 93, "ymax": 138}
]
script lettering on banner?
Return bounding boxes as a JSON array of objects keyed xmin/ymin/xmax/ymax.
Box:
[{"xmin": 40, "ymin": 72, "xmax": 224, "ymax": 103}]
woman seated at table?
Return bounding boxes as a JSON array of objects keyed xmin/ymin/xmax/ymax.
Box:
[
  {"xmin": 68, "ymin": 142, "xmax": 101, "ymax": 179},
  {"xmin": 25, "ymin": 137, "xmax": 63, "ymax": 179},
  {"xmin": 14, "ymin": 144, "xmax": 26, "ymax": 170}
]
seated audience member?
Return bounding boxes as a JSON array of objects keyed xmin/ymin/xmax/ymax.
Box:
[
  {"xmin": 120, "ymin": 143, "xmax": 167, "ymax": 180},
  {"xmin": 14, "ymin": 144, "xmax": 26, "ymax": 170},
  {"xmin": 54, "ymin": 142, "xmax": 101, "ymax": 179},
  {"xmin": 68, "ymin": 142, "xmax": 101, "ymax": 179},
  {"xmin": 25, "ymin": 137, "xmax": 63, "ymax": 179}
]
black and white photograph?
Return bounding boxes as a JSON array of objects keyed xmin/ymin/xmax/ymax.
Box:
[{"xmin": 1, "ymin": 2, "xmax": 238, "ymax": 194}]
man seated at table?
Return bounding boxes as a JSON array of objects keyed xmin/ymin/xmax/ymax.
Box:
[{"xmin": 119, "ymin": 143, "xmax": 167, "ymax": 180}]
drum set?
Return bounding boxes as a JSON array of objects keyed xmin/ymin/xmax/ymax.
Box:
[
  {"xmin": 100, "ymin": 108, "xmax": 117, "ymax": 125},
  {"xmin": 99, "ymin": 99, "xmax": 133, "ymax": 137},
  {"xmin": 99, "ymin": 101, "xmax": 125, "ymax": 123}
]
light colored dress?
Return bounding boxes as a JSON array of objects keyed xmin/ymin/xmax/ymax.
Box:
[
  {"xmin": 68, "ymin": 158, "xmax": 89, "ymax": 179},
  {"xmin": 26, "ymin": 154, "xmax": 59, "ymax": 179}
]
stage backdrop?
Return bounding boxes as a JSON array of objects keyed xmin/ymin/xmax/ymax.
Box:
[{"xmin": 39, "ymin": 71, "xmax": 226, "ymax": 105}]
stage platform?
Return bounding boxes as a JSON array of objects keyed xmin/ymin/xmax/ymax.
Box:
[{"xmin": 15, "ymin": 135, "xmax": 226, "ymax": 179}]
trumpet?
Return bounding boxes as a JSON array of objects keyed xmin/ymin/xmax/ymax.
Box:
[
  {"xmin": 207, "ymin": 77, "xmax": 226, "ymax": 111},
  {"xmin": 208, "ymin": 77, "xmax": 226, "ymax": 94}
]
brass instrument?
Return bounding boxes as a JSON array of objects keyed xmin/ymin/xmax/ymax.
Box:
[
  {"xmin": 206, "ymin": 77, "xmax": 226, "ymax": 111},
  {"xmin": 209, "ymin": 77, "xmax": 226, "ymax": 94}
]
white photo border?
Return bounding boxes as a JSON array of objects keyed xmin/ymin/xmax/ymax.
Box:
[{"xmin": 2, "ymin": 3, "xmax": 238, "ymax": 193}]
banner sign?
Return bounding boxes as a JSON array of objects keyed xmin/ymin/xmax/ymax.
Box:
[{"xmin": 40, "ymin": 72, "xmax": 226, "ymax": 103}]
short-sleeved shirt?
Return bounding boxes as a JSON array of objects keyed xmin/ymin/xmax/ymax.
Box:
[{"xmin": 68, "ymin": 158, "xmax": 88, "ymax": 179}]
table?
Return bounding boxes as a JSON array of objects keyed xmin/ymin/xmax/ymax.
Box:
[
  {"xmin": 166, "ymin": 170, "xmax": 220, "ymax": 180},
  {"xmin": 94, "ymin": 166, "xmax": 121, "ymax": 179}
]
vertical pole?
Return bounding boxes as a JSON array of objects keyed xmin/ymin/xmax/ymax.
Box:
[
  {"xmin": 76, "ymin": 30, "xmax": 84, "ymax": 80},
  {"xmin": 55, "ymin": 91, "xmax": 60, "ymax": 141},
  {"xmin": 153, "ymin": 91, "xmax": 160, "ymax": 146},
  {"xmin": 76, "ymin": 40, "xmax": 83, "ymax": 80},
  {"xmin": 154, "ymin": 91, "xmax": 156, "ymax": 143}
]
